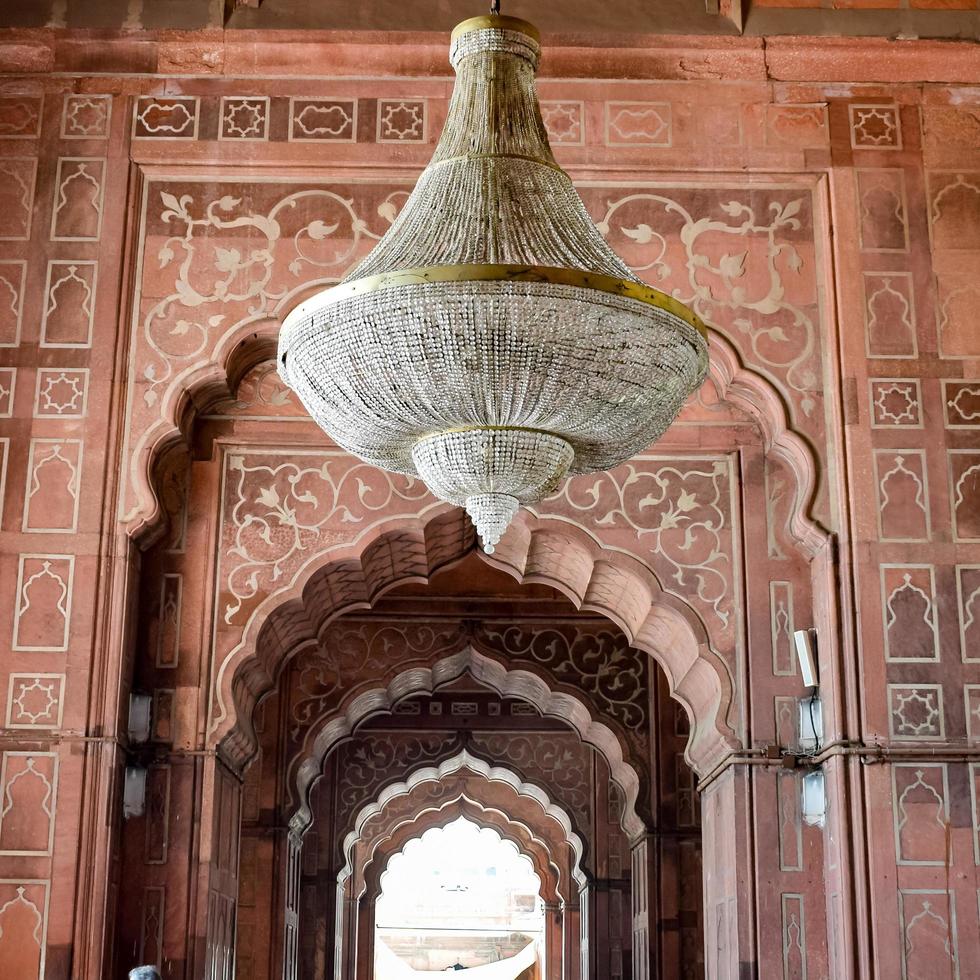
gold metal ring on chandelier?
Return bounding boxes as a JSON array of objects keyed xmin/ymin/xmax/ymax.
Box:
[
  {"xmin": 451, "ymin": 15, "xmax": 540, "ymax": 42},
  {"xmin": 292, "ymin": 263, "xmax": 708, "ymax": 339},
  {"xmin": 414, "ymin": 424, "xmax": 568, "ymax": 443}
]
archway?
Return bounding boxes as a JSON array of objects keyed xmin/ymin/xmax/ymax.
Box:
[
  {"xmin": 339, "ymin": 752, "xmax": 588, "ymax": 898},
  {"xmin": 112, "ymin": 319, "xmax": 833, "ymax": 980},
  {"xmin": 213, "ymin": 505, "xmax": 739, "ymax": 782},
  {"xmin": 372, "ymin": 818, "xmax": 545, "ymax": 978},
  {"xmin": 348, "ymin": 783, "xmax": 579, "ymax": 980},
  {"xmin": 230, "ymin": 552, "xmax": 707, "ymax": 980},
  {"xmin": 289, "ymin": 645, "xmax": 649, "ymax": 842}
]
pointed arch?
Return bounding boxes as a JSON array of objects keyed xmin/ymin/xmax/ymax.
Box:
[
  {"xmin": 365, "ymin": 800, "xmax": 559, "ymax": 905},
  {"xmin": 215, "ymin": 508, "xmax": 738, "ymax": 789},
  {"xmin": 125, "ymin": 321, "xmax": 828, "ymax": 793},
  {"xmin": 339, "ymin": 751, "xmax": 588, "ymax": 903},
  {"xmin": 289, "ymin": 648, "xmax": 645, "ymax": 841}
]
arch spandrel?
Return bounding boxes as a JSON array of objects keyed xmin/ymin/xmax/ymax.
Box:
[
  {"xmin": 300, "ymin": 725, "xmax": 598, "ymax": 860},
  {"xmin": 123, "ymin": 174, "xmax": 831, "ymax": 547},
  {"xmin": 206, "ymin": 452, "xmax": 747, "ymax": 707}
]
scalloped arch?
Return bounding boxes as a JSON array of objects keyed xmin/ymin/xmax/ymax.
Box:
[
  {"xmin": 127, "ymin": 318, "xmax": 825, "ymax": 554},
  {"xmin": 364, "ymin": 800, "xmax": 560, "ymax": 905},
  {"xmin": 214, "ymin": 509, "xmax": 738, "ymax": 791},
  {"xmin": 293, "ymin": 661, "xmax": 624, "ymax": 842},
  {"xmin": 340, "ymin": 750, "xmax": 587, "ymax": 899},
  {"xmin": 127, "ymin": 322, "xmax": 827, "ymax": 795}
]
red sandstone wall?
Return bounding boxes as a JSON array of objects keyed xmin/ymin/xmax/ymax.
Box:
[{"xmin": 0, "ymin": 32, "xmax": 976, "ymax": 980}]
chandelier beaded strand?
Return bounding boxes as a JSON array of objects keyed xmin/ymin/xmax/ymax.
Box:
[{"xmin": 279, "ymin": 11, "xmax": 709, "ymax": 553}]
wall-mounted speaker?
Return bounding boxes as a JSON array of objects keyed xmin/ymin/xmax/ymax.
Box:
[{"xmin": 793, "ymin": 628, "xmax": 818, "ymax": 689}]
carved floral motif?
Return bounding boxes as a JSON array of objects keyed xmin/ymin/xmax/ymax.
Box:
[
  {"xmin": 284, "ymin": 618, "xmax": 646, "ymax": 760},
  {"xmin": 475, "ymin": 623, "xmax": 648, "ymax": 734},
  {"xmin": 594, "ymin": 189, "xmax": 822, "ymax": 421},
  {"xmin": 331, "ymin": 730, "xmax": 594, "ymax": 850},
  {"xmin": 469, "ymin": 733, "xmax": 593, "ymax": 832},
  {"xmin": 139, "ymin": 186, "xmax": 401, "ymax": 411},
  {"xmin": 220, "ymin": 450, "xmax": 431, "ymax": 624},
  {"xmin": 334, "ymin": 733, "xmax": 464, "ymax": 827},
  {"xmin": 288, "ymin": 622, "xmax": 465, "ymax": 740},
  {"xmin": 122, "ymin": 178, "xmax": 825, "ymax": 545},
  {"xmin": 536, "ymin": 456, "xmax": 736, "ymax": 651}
]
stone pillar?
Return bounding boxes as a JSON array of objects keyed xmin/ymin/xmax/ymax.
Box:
[
  {"xmin": 332, "ymin": 879, "xmax": 347, "ymax": 980},
  {"xmin": 73, "ymin": 535, "xmax": 139, "ymax": 980},
  {"xmin": 543, "ymin": 903, "xmax": 563, "ymax": 980},
  {"xmin": 201, "ymin": 756, "xmax": 243, "ymax": 980},
  {"xmin": 656, "ymin": 834, "xmax": 682, "ymax": 974},
  {"xmin": 578, "ymin": 883, "xmax": 594, "ymax": 980},
  {"xmin": 336, "ymin": 878, "xmax": 358, "ymax": 980},
  {"xmin": 354, "ymin": 895, "xmax": 375, "ymax": 980},
  {"xmin": 282, "ymin": 831, "xmax": 302, "ymax": 980},
  {"xmin": 630, "ymin": 834, "xmax": 658, "ymax": 980},
  {"xmin": 562, "ymin": 899, "xmax": 581, "ymax": 980},
  {"xmin": 700, "ymin": 767, "xmax": 756, "ymax": 978}
]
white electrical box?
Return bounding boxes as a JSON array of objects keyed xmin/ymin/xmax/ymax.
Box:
[
  {"xmin": 128, "ymin": 691, "xmax": 152, "ymax": 744},
  {"xmin": 123, "ymin": 765, "xmax": 147, "ymax": 819},
  {"xmin": 801, "ymin": 769, "xmax": 826, "ymax": 827}
]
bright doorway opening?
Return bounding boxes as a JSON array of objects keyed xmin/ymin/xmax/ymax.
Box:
[{"xmin": 375, "ymin": 817, "xmax": 545, "ymax": 976}]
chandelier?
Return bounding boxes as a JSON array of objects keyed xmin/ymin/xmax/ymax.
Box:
[{"xmin": 279, "ymin": 9, "xmax": 708, "ymax": 553}]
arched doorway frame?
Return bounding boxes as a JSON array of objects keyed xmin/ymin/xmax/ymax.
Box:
[
  {"xmin": 113, "ymin": 316, "xmax": 833, "ymax": 980},
  {"xmin": 361, "ymin": 805, "xmax": 556, "ymax": 980},
  {"xmin": 333, "ymin": 756, "xmax": 590, "ymax": 980},
  {"xmin": 277, "ymin": 615, "xmax": 655, "ymax": 831},
  {"xmin": 205, "ymin": 331, "xmax": 828, "ymax": 980},
  {"xmin": 216, "ymin": 508, "xmax": 738, "ymax": 776},
  {"xmin": 361, "ymin": 796, "xmax": 563, "ymax": 902},
  {"xmin": 129, "ymin": 326, "xmax": 825, "ymax": 789},
  {"xmin": 340, "ymin": 751, "xmax": 588, "ymax": 898}
]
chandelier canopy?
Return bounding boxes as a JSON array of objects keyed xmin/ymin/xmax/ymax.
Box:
[{"xmin": 279, "ymin": 13, "xmax": 708, "ymax": 552}]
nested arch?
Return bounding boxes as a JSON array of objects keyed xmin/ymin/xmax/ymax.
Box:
[
  {"xmin": 338, "ymin": 751, "xmax": 587, "ymax": 901},
  {"xmin": 288, "ymin": 647, "xmax": 647, "ymax": 841},
  {"xmin": 127, "ymin": 186, "xmax": 829, "ymax": 784},
  {"xmin": 131, "ymin": 317, "xmax": 828, "ymax": 797},
  {"xmin": 215, "ymin": 508, "xmax": 739, "ymax": 784},
  {"xmin": 354, "ymin": 798, "xmax": 563, "ymax": 980},
  {"xmin": 322, "ymin": 757, "xmax": 587, "ymax": 978},
  {"xmin": 363, "ymin": 801, "xmax": 556, "ymax": 906},
  {"xmin": 278, "ymin": 614, "xmax": 653, "ymax": 799}
]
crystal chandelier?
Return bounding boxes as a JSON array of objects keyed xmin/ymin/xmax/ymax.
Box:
[{"xmin": 279, "ymin": 9, "xmax": 708, "ymax": 553}]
